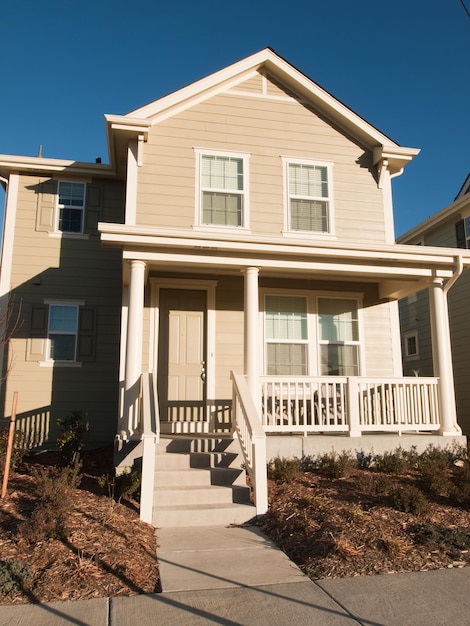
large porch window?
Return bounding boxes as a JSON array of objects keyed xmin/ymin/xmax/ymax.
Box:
[
  {"xmin": 318, "ymin": 297, "xmax": 360, "ymax": 375},
  {"xmin": 265, "ymin": 295, "xmax": 308, "ymax": 375}
]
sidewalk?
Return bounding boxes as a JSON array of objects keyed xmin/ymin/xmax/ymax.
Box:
[{"xmin": 1, "ymin": 525, "xmax": 470, "ymax": 625}]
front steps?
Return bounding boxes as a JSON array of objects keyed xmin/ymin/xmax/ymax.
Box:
[{"xmin": 153, "ymin": 436, "xmax": 255, "ymax": 528}]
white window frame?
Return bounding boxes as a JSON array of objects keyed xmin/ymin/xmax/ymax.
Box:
[
  {"xmin": 316, "ymin": 295, "xmax": 361, "ymax": 376},
  {"xmin": 194, "ymin": 149, "xmax": 250, "ymax": 230},
  {"xmin": 45, "ymin": 301, "xmax": 82, "ymax": 363},
  {"xmin": 282, "ymin": 157, "xmax": 335, "ymax": 237},
  {"xmin": 56, "ymin": 181, "xmax": 86, "ymax": 234},
  {"xmin": 404, "ymin": 330, "xmax": 419, "ymax": 360}
]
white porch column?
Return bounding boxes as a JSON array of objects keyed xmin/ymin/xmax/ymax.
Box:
[
  {"xmin": 429, "ymin": 277, "xmax": 461, "ymax": 435},
  {"xmin": 243, "ymin": 267, "xmax": 260, "ymax": 411},
  {"xmin": 124, "ymin": 259, "xmax": 147, "ymax": 435}
]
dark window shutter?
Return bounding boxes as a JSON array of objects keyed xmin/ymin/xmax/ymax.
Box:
[
  {"xmin": 27, "ymin": 304, "xmax": 48, "ymax": 361},
  {"xmin": 77, "ymin": 306, "xmax": 96, "ymax": 362},
  {"xmin": 36, "ymin": 180, "xmax": 57, "ymax": 232},
  {"xmin": 455, "ymin": 220, "xmax": 466, "ymax": 248},
  {"xmin": 84, "ymin": 185, "xmax": 102, "ymax": 233}
]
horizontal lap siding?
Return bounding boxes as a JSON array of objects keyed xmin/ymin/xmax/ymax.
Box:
[
  {"xmin": 215, "ymin": 278, "xmax": 244, "ymax": 398},
  {"xmin": 449, "ymin": 272, "xmax": 470, "ymax": 434},
  {"xmin": 3, "ymin": 176, "xmax": 124, "ymax": 444},
  {"xmin": 137, "ymin": 72, "xmax": 385, "ymax": 242},
  {"xmin": 362, "ymin": 302, "xmax": 398, "ymax": 377}
]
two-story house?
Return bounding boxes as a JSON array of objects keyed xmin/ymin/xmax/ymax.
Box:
[
  {"xmin": 399, "ymin": 174, "xmax": 470, "ymax": 435},
  {"xmin": 1, "ymin": 49, "xmax": 468, "ymax": 525}
]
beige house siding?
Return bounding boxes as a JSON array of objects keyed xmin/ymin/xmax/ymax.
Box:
[
  {"xmin": 136, "ymin": 73, "xmax": 385, "ymax": 243},
  {"xmin": 2, "ymin": 175, "xmax": 125, "ymax": 445}
]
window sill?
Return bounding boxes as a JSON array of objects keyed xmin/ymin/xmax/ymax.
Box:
[
  {"xmin": 39, "ymin": 361, "xmax": 83, "ymax": 368},
  {"xmin": 281, "ymin": 230, "xmax": 337, "ymax": 241},
  {"xmin": 48, "ymin": 232, "xmax": 90, "ymax": 240},
  {"xmin": 192, "ymin": 225, "xmax": 251, "ymax": 235}
]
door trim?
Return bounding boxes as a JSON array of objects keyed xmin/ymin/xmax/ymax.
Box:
[{"xmin": 149, "ymin": 278, "xmax": 217, "ymax": 406}]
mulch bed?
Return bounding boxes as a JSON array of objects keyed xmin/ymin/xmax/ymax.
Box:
[{"xmin": 0, "ymin": 447, "xmax": 159, "ymax": 605}]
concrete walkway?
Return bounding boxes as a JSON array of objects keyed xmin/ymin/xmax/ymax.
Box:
[{"xmin": 2, "ymin": 525, "xmax": 470, "ymax": 625}]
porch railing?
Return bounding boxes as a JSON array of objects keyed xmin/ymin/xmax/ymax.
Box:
[
  {"xmin": 260, "ymin": 376, "xmax": 440, "ymax": 436},
  {"xmin": 231, "ymin": 371, "xmax": 268, "ymax": 517}
]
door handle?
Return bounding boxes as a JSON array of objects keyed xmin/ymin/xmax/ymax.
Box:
[{"xmin": 201, "ymin": 361, "xmax": 206, "ymax": 383}]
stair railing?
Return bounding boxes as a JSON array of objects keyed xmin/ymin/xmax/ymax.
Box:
[
  {"xmin": 139, "ymin": 372, "xmax": 159, "ymax": 524},
  {"xmin": 231, "ymin": 371, "xmax": 268, "ymax": 517}
]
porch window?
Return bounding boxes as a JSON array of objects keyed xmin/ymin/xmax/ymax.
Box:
[
  {"xmin": 57, "ymin": 182, "xmax": 85, "ymax": 233},
  {"xmin": 265, "ymin": 295, "xmax": 308, "ymax": 375},
  {"xmin": 318, "ymin": 298, "xmax": 360, "ymax": 375},
  {"xmin": 287, "ymin": 161, "xmax": 332, "ymax": 233},
  {"xmin": 199, "ymin": 152, "xmax": 247, "ymax": 227},
  {"xmin": 48, "ymin": 304, "xmax": 79, "ymax": 361}
]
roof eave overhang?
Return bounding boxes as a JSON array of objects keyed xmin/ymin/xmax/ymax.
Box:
[
  {"xmin": 99, "ymin": 223, "xmax": 469, "ymax": 298},
  {"xmin": 398, "ymin": 193, "xmax": 470, "ymax": 243},
  {"xmin": 0, "ymin": 154, "xmax": 115, "ymax": 178}
]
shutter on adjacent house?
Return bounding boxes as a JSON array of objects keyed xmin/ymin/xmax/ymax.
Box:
[
  {"xmin": 36, "ymin": 180, "xmax": 57, "ymax": 232},
  {"xmin": 455, "ymin": 220, "xmax": 466, "ymax": 248},
  {"xmin": 26, "ymin": 304, "xmax": 48, "ymax": 361},
  {"xmin": 77, "ymin": 306, "xmax": 97, "ymax": 361},
  {"xmin": 84, "ymin": 185, "xmax": 102, "ymax": 233}
]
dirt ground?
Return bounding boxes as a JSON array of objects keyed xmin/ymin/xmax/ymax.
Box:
[
  {"xmin": 0, "ymin": 447, "xmax": 159, "ymax": 605},
  {"xmin": 259, "ymin": 463, "xmax": 470, "ymax": 579},
  {"xmin": 2, "ymin": 447, "xmax": 470, "ymax": 605}
]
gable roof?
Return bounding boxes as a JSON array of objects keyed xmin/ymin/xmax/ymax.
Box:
[{"xmin": 106, "ymin": 48, "xmax": 419, "ymax": 178}]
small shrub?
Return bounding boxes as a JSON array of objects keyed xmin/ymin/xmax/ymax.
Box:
[
  {"xmin": 411, "ymin": 523, "xmax": 470, "ymax": 551},
  {"xmin": 57, "ymin": 411, "xmax": 89, "ymax": 466},
  {"xmin": 0, "ymin": 559, "xmax": 32, "ymax": 598},
  {"xmin": 389, "ymin": 485, "xmax": 429, "ymax": 515},
  {"xmin": 373, "ymin": 447, "xmax": 418, "ymax": 475},
  {"xmin": 449, "ymin": 461, "xmax": 470, "ymax": 509},
  {"xmin": 313, "ymin": 451, "xmax": 358, "ymax": 478},
  {"xmin": 356, "ymin": 472, "xmax": 395, "ymax": 496},
  {"xmin": 0, "ymin": 427, "xmax": 26, "ymax": 477},
  {"xmin": 267, "ymin": 457, "xmax": 301, "ymax": 483},
  {"xmin": 18, "ymin": 462, "xmax": 82, "ymax": 543},
  {"xmin": 115, "ymin": 467, "xmax": 141, "ymax": 501}
]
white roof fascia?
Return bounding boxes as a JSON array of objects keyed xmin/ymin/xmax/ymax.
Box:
[
  {"xmin": 0, "ymin": 155, "xmax": 115, "ymax": 177},
  {"xmin": 398, "ymin": 193, "xmax": 470, "ymax": 243},
  {"xmin": 124, "ymin": 48, "xmax": 412, "ymax": 154}
]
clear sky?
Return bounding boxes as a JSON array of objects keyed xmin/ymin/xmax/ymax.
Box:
[{"xmin": 0, "ymin": 0, "xmax": 468, "ymax": 237}]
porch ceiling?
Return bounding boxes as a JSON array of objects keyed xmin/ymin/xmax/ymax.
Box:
[{"xmin": 99, "ymin": 223, "xmax": 470, "ymax": 300}]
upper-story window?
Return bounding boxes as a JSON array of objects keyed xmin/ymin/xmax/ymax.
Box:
[
  {"xmin": 197, "ymin": 151, "xmax": 249, "ymax": 228},
  {"xmin": 285, "ymin": 160, "xmax": 333, "ymax": 233},
  {"xmin": 57, "ymin": 182, "xmax": 86, "ymax": 233},
  {"xmin": 455, "ymin": 217, "xmax": 470, "ymax": 249}
]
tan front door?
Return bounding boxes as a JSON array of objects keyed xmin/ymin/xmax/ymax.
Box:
[{"xmin": 158, "ymin": 289, "xmax": 207, "ymax": 431}]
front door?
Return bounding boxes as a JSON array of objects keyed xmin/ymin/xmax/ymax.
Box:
[{"xmin": 158, "ymin": 289, "xmax": 207, "ymax": 432}]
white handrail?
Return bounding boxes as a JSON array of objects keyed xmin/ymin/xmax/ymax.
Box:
[
  {"xmin": 231, "ymin": 371, "xmax": 268, "ymax": 517},
  {"xmin": 139, "ymin": 372, "xmax": 159, "ymax": 524}
]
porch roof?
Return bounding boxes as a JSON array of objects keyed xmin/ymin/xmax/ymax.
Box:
[{"xmin": 99, "ymin": 223, "xmax": 470, "ymax": 300}]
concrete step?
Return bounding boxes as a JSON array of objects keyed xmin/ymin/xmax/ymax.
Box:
[
  {"xmin": 153, "ymin": 502, "xmax": 256, "ymax": 528},
  {"xmin": 155, "ymin": 484, "xmax": 238, "ymax": 507},
  {"xmin": 155, "ymin": 467, "xmax": 211, "ymax": 487}
]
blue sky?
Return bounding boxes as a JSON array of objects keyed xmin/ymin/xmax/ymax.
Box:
[{"xmin": 0, "ymin": 0, "xmax": 468, "ymax": 237}]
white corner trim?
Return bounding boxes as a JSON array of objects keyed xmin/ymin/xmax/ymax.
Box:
[
  {"xmin": 125, "ymin": 139, "xmax": 138, "ymax": 226},
  {"xmin": 0, "ymin": 174, "xmax": 19, "ymax": 298}
]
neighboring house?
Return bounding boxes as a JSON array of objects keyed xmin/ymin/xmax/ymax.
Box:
[
  {"xmin": 0, "ymin": 49, "xmax": 468, "ymax": 524},
  {"xmin": 398, "ymin": 174, "xmax": 470, "ymax": 435}
]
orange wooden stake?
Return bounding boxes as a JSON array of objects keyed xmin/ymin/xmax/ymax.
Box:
[{"xmin": 1, "ymin": 392, "xmax": 18, "ymax": 499}]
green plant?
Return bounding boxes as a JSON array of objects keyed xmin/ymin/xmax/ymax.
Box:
[
  {"xmin": 412, "ymin": 523, "xmax": 470, "ymax": 550},
  {"xmin": 312, "ymin": 451, "xmax": 358, "ymax": 478},
  {"xmin": 267, "ymin": 457, "xmax": 301, "ymax": 483},
  {"xmin": 57, "ymin": 411, "xmax": 89, "ymax": 465},
  {"xmin": 0, "ymin": 426, "xmax": 26, "ymax": 477},
  {"xmin": 0, "ymin": 559, "xmax": 32, "ymax": 598},
  {"xmin": 115, "ymin": 467, "xmax": 141, "ymax": 502},
  {"xmin": 18, "ymin": 462, "xmax": 82, "ymax": 543},
  {"xmin": 389, "ymin": 484, "xmax": 429, "ymax": 515},
  {"xmin": 373, "ymin": 447, "xmax": 418, "ymax": 475}
]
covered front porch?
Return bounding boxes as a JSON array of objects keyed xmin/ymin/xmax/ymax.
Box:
[{"xmin": 99, "ymin": 224, "xmax": 470, "ymax": 521}]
